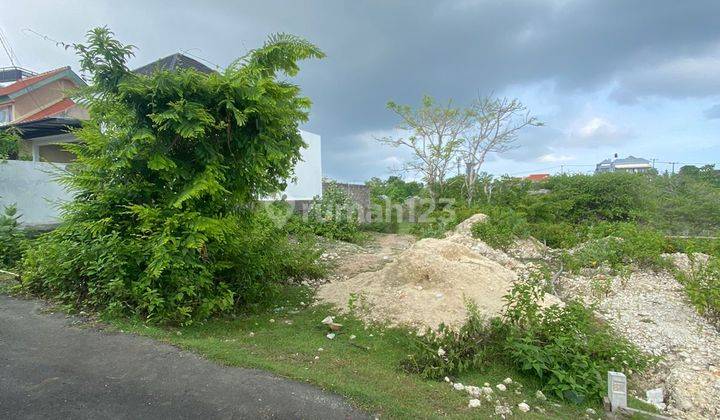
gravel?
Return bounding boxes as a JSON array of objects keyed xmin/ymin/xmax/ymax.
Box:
[{"xmin": 561, "ymin": 269, "xmax": 720, "ymax": 419}]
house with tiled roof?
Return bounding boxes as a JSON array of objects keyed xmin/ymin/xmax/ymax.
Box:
[
  {"xmin": 595, "ymin": 155, "xmax": 652, "ymax": 174},
  {"xmin": 525, "ymin": 173, "xmax": 550, "ymax": 182},
  {"xmin": 0, "ymin": 54, "xmax": 323, "ymax": 225},
  {"xmin": 0, "ymin": 66, "xmax": 88, "ymax": 162}
]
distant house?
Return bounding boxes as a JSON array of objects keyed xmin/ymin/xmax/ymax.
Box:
[
  {"xmin": 526, "ymin": 173, "xmax": 550, "ymax": 182},
  {"xmin": 595, "ymin": 155, "xmax": 652, "ymax": 174},
  {"xmin": 0, "ymin": 66, "xmax": 88, "ymax": 162}
]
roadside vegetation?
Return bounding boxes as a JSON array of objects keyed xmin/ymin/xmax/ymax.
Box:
[
  {"xmin": 0, "ymin": 25, "xmax": 718, "ymax": 419},
  {"xmin": 17, "ymin": 28, "xmax": 326, "ymax": 324},
  {"xmin": 107, "ymin": 285, "xmax": 596, "ymax": 419}
]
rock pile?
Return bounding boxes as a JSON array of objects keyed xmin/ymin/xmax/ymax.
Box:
[{"xmin": 561, "ymin": 269, "xmax": 720, "ymax": 419}]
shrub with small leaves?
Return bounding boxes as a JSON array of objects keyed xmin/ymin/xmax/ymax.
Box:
[
  {"xmin": 294, "ymin": 182, "xmax": 363, "ymax": 242},
  {"xmin": 471, "ymin": 207, "xmax": 529, "ymax": 249},
  {"xmin": 400, "ymin": 302, "xmax": 501, "ymax": 379},
  {"xmin": 676, "ymin": 256, "xmax": 720, "ymax": 325},
  {"xmin": 0, "ymin": 204, "xmax": 26, "ymax": 269}
]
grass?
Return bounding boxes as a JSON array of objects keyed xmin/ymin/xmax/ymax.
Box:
[
  {"xmin": 0, "ymin": 271, "xmax": 18, "ymax": 293},
  {"xmin": 108, "ymin": 286, "xmax": 598, "ymax": 419}
]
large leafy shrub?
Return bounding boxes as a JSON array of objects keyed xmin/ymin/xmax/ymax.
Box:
[
  {"xmin": 21, "ymin": 28, "xmax": 325, "ymax": 323},
  {"xmin": 537, "ymin": 173, "xmax": 649, "ymax": 224}
]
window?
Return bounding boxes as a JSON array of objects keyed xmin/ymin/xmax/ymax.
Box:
[{"xmin": 0, "ymin": 106, "xmax": 11, "ymax": 124}]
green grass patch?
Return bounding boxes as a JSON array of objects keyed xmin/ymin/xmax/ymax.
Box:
[{"xmin": 108, "ymin": 286, "xmax": 596, "ymax": 419}]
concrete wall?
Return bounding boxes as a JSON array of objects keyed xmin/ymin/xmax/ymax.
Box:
[
  {"xmin": 0, "ymin": 160, "xmax": 71, "ymax": 226},
  {"xmin": 2, "ymin": 130, "xmax": 322, "ymax": 225},
  {"xmin": 324, "ymin": 182, "xmax": 370, "ymax": 214}
]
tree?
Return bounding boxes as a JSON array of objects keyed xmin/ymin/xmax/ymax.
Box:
[
  {"xmin": 22, "ymin": 28, "xmax": 325, "ymax": 322},
  {"xmin": 0, "ymin": 127, "xmax": 22, "ymax": 160},
  {"xmin": 461, "ymin": 96, "xmax": 541, "ymax": 203},
  {"xmin": 378, "ymin": 96, "xmax": 471, "ymax": 200},
  {"xmin": 366, "ymin": 175, "xmax": 424, "ymax": 202}
]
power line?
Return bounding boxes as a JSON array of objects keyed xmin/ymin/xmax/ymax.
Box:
[
  {"xmin": 0, "ymin": 26, "xmax": 20, "ymax": 66},
  {"xmin": 21, "ymin": 27, "xmax": 72, "ymax": 49}
]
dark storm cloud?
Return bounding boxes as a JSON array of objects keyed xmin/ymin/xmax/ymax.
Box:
[
  {"xmin": 6, "ymin": 0, "xmax": 720, "ymax": 179},
  {"xmin": 231, "ymin": 0, "xmax": 720, "ymax": 178}
]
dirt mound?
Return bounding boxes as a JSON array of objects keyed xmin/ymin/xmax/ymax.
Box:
[
  {"xmin": 444, "ymin": 214, "xmax": 524, "ymax": 270},
  {"xmin": 317, "ymin": 221, "xmax": 561, "ymax": 329},
  {"xmin": 452, "ymin": 213, "xmax": 488, "ymax": 237},
  {"xmin": 317, "ymin": 238, "xmax": 520, "ymax": 329}
]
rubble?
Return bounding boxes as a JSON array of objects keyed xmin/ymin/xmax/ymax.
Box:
[{"xmin": 560, "ymin": 269, "xmax": 720, "ymax": 419}]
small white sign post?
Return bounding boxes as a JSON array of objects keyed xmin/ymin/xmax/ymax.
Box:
[{"xmin": 608, "ymin": 371, "xmax": 628, "ymax": 411}]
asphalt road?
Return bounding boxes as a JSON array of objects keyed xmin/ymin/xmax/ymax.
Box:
[{"xmin": 0, "ymin": 295, "xmax": 367, "ymax": 419}]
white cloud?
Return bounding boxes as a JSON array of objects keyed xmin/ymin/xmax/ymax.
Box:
[
  {"xmin": 568, "ymin": 116, "xmax": 634, "ymax": 146},
  {"xmin": 537, "ymin": 153, "xmax": 575, "ymax": 163}
]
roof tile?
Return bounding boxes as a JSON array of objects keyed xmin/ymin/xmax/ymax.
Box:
[{"xmin": 0, "ymin": 67, "xmax": 70, "ymax": 97}]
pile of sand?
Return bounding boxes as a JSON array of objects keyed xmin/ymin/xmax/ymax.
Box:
[{"xmin": 317, "ymin": 214, "xmax": 560, "ymax": 329}]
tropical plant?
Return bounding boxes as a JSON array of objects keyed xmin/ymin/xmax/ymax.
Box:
[
  {"xmin": 0, "ymin": 204, "xmax": 25, "ymax": 269},
  {"xmin": 21, "ymin": 28, "xmax": 325, "ymax": 323}
]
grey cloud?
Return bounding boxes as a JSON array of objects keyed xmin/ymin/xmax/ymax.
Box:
[
  {"xmin": 6, "ymin": 0, "xmax": 720, "ymax": 180},
  {"xmin": 704, "ymin": 104, "xmax": 720, "ymax": 119}
]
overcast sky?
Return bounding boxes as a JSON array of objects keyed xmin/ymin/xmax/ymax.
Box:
[{"xmin": 3, "ymin": 1, "xmax": 719, "ymax": 181}]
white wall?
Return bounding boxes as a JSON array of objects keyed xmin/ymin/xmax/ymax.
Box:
[
  {"xmin": 0, "ymin": 160, "xmax": 71, "ymax": 226},
  {"xmin": 1, "ymin": 130, "xmax": 322, "ymax": 226}
]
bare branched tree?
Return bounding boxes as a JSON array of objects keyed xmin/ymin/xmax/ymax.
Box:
[
  {"xmin": 461, "ymin": 96, "xmax": 542, "ymax": 203},
  {"xmin": 378, "ymin": 95, "xmax": 471, "ymax": 200}
]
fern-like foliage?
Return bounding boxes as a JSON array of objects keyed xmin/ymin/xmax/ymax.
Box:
[{"xmin": 21, "ymin": 27, "xmax": 325, "ymax": 323}]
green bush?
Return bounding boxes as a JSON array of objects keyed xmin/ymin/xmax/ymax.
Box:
[
  {"xmin": 676, "ymin": 257, "xmax": 720, "ymax": 324},
  {"xmin": 292, "ymin": 183, "xmax": 364, "ymax": 242},
  {"xmin": 500, "ymin": 275, "xmax": 651, "ymax": 401},
  {"xmin": 23, "ymin": 211, "xmax": 325, "ymax": 321},
  {"xmin": 538, "ymin": 173, "xmax": 649, "ymax": 224},
  {"xmin": 401, "ymin": 270, "xmax": 652, "ymax": 402},
  {"xmin": 0, "ymin": 204, "xmax": 26, "ymax": 269},
  {"xmin": 20, "ymin": 28, "xmax": 325, "ymax": 323},
  {"xmin": 528, "ymin": 221, "xmax": 584, "ymax": 249},
  {"xmin": 400, "ymin": 302, "xmax": 501, "ymax": 379},
  {"xmin": 471, "ymin": 207, "xmax": 529, "ymax": 249},
  {"xmin": 0, "ymin": 127, "xmax": 22, "ymax": 160},
  {"xmin": 562, "ymin": 222, "xmax": 670, "ymax": 272},
  {"xmin": 667, "ymin": 237, "xmax": 720, "ymax": 258}
]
